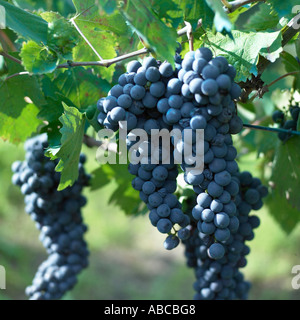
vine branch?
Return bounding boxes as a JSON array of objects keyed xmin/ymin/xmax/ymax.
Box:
[
  {"xmin": 184, "ymin": 21, "xmax": 194, "ymax": 52},
  {"xmin": 0, "ymin": 51, "xmax": 22, "ymax": 65},
  {"xmin": 243, "ymin": 123, "xmax": 300, "ymax": 136},
  {"xmin": 57, "ymin": 47, "xmax": 149, "ymax": 69}
]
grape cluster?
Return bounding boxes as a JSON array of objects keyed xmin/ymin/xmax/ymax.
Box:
[
  {"xmin": 97, "ymin": 51, "xmax": 193, "ymax": 250},
  {"xmin": 96, "ymin": 44, "xmax": 267, "ymax": 273},
  {"xmin": 11, "ymin": 134, "xmax": 90, "ymax": 300},
  {"xmin": 182, "ymin": 171, "xmax": 268, "ymax": 300},
  {"xmin": 155, "ymin": 47, "xmax": 244, "ymax": 260},
  {"xmin": 272, "ymin": 105, "xmax": 300, "ymax": 141}
]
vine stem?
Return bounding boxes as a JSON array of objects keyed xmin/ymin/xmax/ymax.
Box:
[
  {"xmin": 5, "ymin": 71, "xmax": 29, "ymax": 81},
  {"xmin": 57, "ymin": 47, "xmax": 149, "ymax": 69},
  {"xmin": 0, "ymin": 30, "xmax": 17, "ymax": 51},
  {"xmin": 0, "ymin": 51, "xmax": 22, "ymax": 65},
  {"xmin": 243, "ymin": 123, "xmax": 300, "ymax": 136},
  {"xmin": 184, "ymin": 21, "xmax": 194, "ymax": 52}
]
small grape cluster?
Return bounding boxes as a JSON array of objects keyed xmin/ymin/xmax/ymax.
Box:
[
  {"xmin": 272, "ymin": 105, "xmax": 300, "ymax": 141},
  {"xmin": 182, "ymin": 171, "xmax": 268, "ymax": 300},
  {"xmin": 12, "ymin": 134, "xmax": 90, "ymax": 300}
]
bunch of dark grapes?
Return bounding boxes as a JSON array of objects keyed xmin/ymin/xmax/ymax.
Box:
[
  {"xmin": 95, "ymin": 44, "xmax": 268, "ymax": 299},
  {"xmin": 97, "ymin": 52, "xmax": 192, "ymax": 250},
  {"xmin": 272, "ymin": 105, "xmax": 300, "ymax": 141},
  {"xmin": 182, "ymin": 171, "xmax": 268, "ymax": 300},
  {"xmin": 155, "ymin": 47, "xmax": 244, "ymax": 260},
  {"xmin": 11, "ymin": 134, "xmax": 90, "ymax": 300}
]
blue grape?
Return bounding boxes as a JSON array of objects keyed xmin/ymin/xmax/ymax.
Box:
[
  {"xmin": 201, "ymin": 79, "xmax": 219, "ymax": 96},
  {"xmin": 164, "ymin": 235, "xmax": 180, "ymax": 250}
]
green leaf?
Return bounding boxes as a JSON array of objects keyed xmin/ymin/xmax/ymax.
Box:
[
  {"xmin": 150, "ymin": 0, "xmax": 183, "ymax": 29},
  {"xmin": 259, "ymin": 31, "xmax": 283, "ymax": 63},
  {"xmin": 267, "ymin": 0, "xmax": 300, "ymax": 20},
  {"xmin": 205, "ymin": 0, "xmax": 232, "ymax": 33},
  {"xmin": 85, "ymin": 104, "xmax": 102, "ymax": 132},
  {"xmin": 52, "ymin": 67, "xmax": 111, "ymax": 110},
  {"xmin": 46, "ymin": 103, "xmax": 86, "ymax": 191},
  {"xmin": 72, "ymin": 38, "xmax": 116, "ymax": 82},
  {"xmin": 177, "ymin": 0, "xmax": 214, "ymax": 30},
  {"xmin": 40, "ymin": 11, "xmax": 79, "ymax": 60},
  {"xmin": 37, "ymin": 96, "xmax": 64, "ymax": 147},
  {"xmin": 281, "ymin": 51, "xmax": 300, "ymax": 90},
  {"xmin": 98, "ymin": 0, "xmax": 118, "ymax": 14},
  {"xmin": 119, "ymin": 0, "xmax": 177, "ymax": 64},
  {"xmin": 203, "ymin": 30, "xmax": 283, "ymax": 82},
  {"xmin": 0, "ymin": 0, "xmax": 48, "ymax": 44},
  {"xmin": 0, "ymin": 57, "xmax": 46, "ymax": 144},
  {"xmin": 228, "ymin": 6, "xmax": 248, "ymax": 25},
  {"xmin": 72, "ymin": 2, "xmax": 135, "ymax": 81},
  {"xmin": 281, "ymin": 51, "xmax": 300, "ymax": 73},
  {"xmin": 243, "ymin": 3, "xmax": 279, "ymax": 32},
  {"xmin": 91, "ymin": 164, "xmax": 143, "ymax": 215},
  {"xmin": 20, "ymin": 40, "xmax": 58, "ymax": 74},
  {"xmin": 271, "ymin": 136, "xmax": 300, "ymax": 217},
  {"xmin": 266, "ymin": 187, "xmax": 300, "ymax": 234}
]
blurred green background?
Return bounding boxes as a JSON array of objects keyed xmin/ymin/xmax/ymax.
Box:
[{"xmin": 0, "ymin": 140, "xmax": 300, "ymax": 300}]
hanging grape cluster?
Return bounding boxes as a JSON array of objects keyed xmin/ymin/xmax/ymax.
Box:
[
  {"xmin": 96, "ymin": 45, "xmax": 268, "ymax": 300},
  {"xmin": 12, "ymin": 134, "xmax": 90, "ymax": 300}
]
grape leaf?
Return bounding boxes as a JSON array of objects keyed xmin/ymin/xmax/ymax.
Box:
[
  {"xmin": 46, "ymin": 103, "xmax": 86, "ymax": 191},
  {"xmin": 119, "ymin": 0, "xmax": 177, "ymax": 64},
  {"xmin": 12, "ymin": 0, "xmax": 76, "ymax": 16},
  {"xmin": 40, "ymin": 11, "xmax": 79, "ymax": 60},
  {"xmin": 20, "ymin": 40, "xmax": 58, "ymax": 74},
  {"xmin": 266, "ymin": 187, "xmax": 300, "ymax": 234},
  {"xmin": 280, "ymin": 51, "xmax": 300, "ymax": 90},
  {"xmin": 38, "ymin": 97, "xmax": 64, "ymax": 147},
  {"xmin": 266, "ymin": 0, "xmax": 300, "ymax": 20},
  {"xmin": 0, "ymin": 0, "xmax": 48, "ymax": 44},
  {"xmin": 0, "ymin": 57, "xmax": 46, "ymax": 144},
  {"xmin": 97, "ymin": 0, "xmax": 118, "ymax": 14},
  {"xmin": 91, "ymin": 164, "xmax": 144, "ymax": 215},
  {"xmin": 243, "ymin": 3, "xmax": 279, "ymax": 32},
  {"xmin": 72, "ymin": 1, "xmax": 136, "ymax": 81},
  {"xmin": 280, "ymin": 51, "xmax": 300, "ymax": 73},
  {"xmin": 205, "ymin": 0, "xmax": 232, "ymax": 33},
  {"xmin": 72, "ymin": 38, "xmax": 116, "ymax": 82},
  {"xmin": 177, "ymin": 0, "xmax": 214, "ymax": 30},
  {"xmin": 150, "ymin": 0, "xmax": 183, "ymax": 29},
  {"xmin": 271, "ymin": 136, "xmax": 300, "ymax": 221},
  {"xmin": 228, "ymin": 6, "xmax": 249, "ymax": 25},
  {"xmin": 51, "ymin": 67, "xmax": 111, "ymax": 110},
  {"xmin": 203, "ymin": 30, "xmax": 283, "ymax": 82}
]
